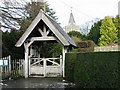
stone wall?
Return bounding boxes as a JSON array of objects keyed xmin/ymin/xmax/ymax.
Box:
[{"xmin": 94, "ymin": 45, "xmax": 120, "ymax": 52}]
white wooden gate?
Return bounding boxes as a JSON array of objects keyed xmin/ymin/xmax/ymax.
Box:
[{"xmin": 29, "ymin": 55, "xmax": 63, "ymax": 77}]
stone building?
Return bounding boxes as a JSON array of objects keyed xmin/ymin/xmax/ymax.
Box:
[{"xmin": 64, "ymin": 11, "xmax": 80, "ymax": 33}]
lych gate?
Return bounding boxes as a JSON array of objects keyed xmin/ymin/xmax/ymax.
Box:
[{"xmin": 15, "ymin": 10, "xmax": 77, "ymax": 78}]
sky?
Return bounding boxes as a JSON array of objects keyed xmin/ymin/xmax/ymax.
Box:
[
  {"xmin": 0, "ymin": 0, "xmax": 119, "ymax": 28},
  {"xmin": 46, "ymin": 0, "xmax": 119, "ymax": 27}
]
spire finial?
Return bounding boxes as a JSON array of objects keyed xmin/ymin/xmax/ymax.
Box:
[
  {"xmin": 68, "ymin": 8, "xmax": 75, "ymax": 24},
  {"xmin": 70, "ymin": 7, "xmax": 73, "ymax": 13}
]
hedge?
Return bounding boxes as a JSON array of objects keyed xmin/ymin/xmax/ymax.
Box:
[
  {"xmin": 65, "ymin": 51, "xmax": 119, "ymax": 88},
  {"xmin": 65, "ymin": 52, "xmax": 76, "ymax": 82}
]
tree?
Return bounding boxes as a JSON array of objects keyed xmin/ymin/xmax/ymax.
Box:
[
  {"xmin": 0, "ymin": 0, "xmax": 58, "ymax": 31},
  {"xmin": 0, "ymin": 0, "xmax": 27, "ymax": 30},
  {"xmin": 2, "ymin": 1, "xmax": 59, "ymax": 59},
  {"xmin": 40, "ymin": 42, "xmax": 62, "ymax": 58},
  {"xmin": 2, "ymin": 29, "xmax": 24, "ymax": 59},
  {"xmin": 67, "ymin": 31, "xmax": 94, "ymax": 52},
  {"xmin": 19, "ymin": 1, "xmax": 58, "ymax": 32},
  {"xmin": 68, "ymin": 31, "xmax": 87, "ymax": 41},
  {"xmin": 87, "ymin": 20, "xmax": 102, "ymax": 45},
  {"xmin": 113, "ymin": 15, "xmax": 120, "ymax": 39},
  {"xmin": 98, "ymin": 16, "xmax": 118, "ymax": 46}
]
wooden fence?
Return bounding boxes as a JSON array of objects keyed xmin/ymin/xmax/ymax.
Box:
[
  {"xmin": 11, "ymin": 59, "xmax": 24, "ymax": 79},
  {"xmin": 0, "ymin": 56, "xmax": 24, "ymax": 80},
  {"xmin": 0, "ymin": 55, "xmax": 11, "ymax": 80}
]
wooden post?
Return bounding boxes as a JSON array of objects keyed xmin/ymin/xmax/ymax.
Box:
[
  {"xmin": 29, "ymin": 45, "xmax": 32, "ymax": 76},
  {"xmin": 19, "ymin": 59, "xmax": 21, "ymax": 76},
  {"xmin": 60, "ymin": 55, "xmax": 62, "ymax": 76},
  {"xmin": 22, "ymin": 59, "xmax": 25, "ymax": 77},
  {"xmin": 62, "ymin": 46, "xmax": 68, "ymax": 77},
  {"xmin": 38, "ymin": 47, "xmax": 41, "ymax": 64},
  {"xmin": 43, "ymin": 58, "xmax": 46, "ymax": 77},
  {"xmin": 24, "ymin": 43, "xmax": 29, "ymax": 78},
  {"xmin": 8, "ymin": 55, "xmax": 11, "ymax": 75}
]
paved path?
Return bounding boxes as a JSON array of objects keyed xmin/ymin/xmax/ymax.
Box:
[{"xmin": 1, "ymin": 77, "xmax": 75, "ymax": 89}]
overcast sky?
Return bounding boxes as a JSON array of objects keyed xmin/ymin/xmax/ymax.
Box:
[
  {"xmin": 47, "ymin": 0, "xmax": 119, "ymax": 27},
  {"xmin": 0, "ymin": 0, "xmax": 119, "ymax": 27}
]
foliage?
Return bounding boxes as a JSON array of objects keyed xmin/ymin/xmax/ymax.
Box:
[
  {"xmin": 68, "ymin": 31, "xmax": 95, "ymax": 52},
  {"xmin": 10, "ymin": 70, "xmax": 23, "ymax": 79},
  {"xmin": 65, "ymin": 53, "xmax": 76, "ymax": 82},
  {"xmin": 40, "ymin": 42, "xmax": 62, "ymax": 58},
  {"xmin": 20, "ymin": 1, "xmax": 58, "ymax": 32},
  {"xmin": 98, "ymin": 16, "xmax": 118, "ymax": 46},
  {"xmin": 88, "ymin": 15, "xmax": 119, "ymax": 46},
  {"xmin": 2, "ymin": 29, "xmax": 24, "ymax": 59},
  {"xmin": 99, "ymin": 16, "xmax": 118, "ymax": 46},
  {"xmin": 65, "ymin": 52, "xmax": 119, "ymax": 88},
  {"xmin": 2, "ymin": 1, "xmax": 59, "ymax": 59},
  {"xmin": 113, "ymin": 15, "xmax": 120, "ymax": 40},
  {"xmin": 77, "ymin": 40, "xmax": 95, "ymax": 52},
  {"xmin": 70, "ymin": 36, "xmax": 81, "ymax": 48},
  {"xmin": 87, "ymin": 20, "xmax": 102, "ymax": 45},
  {"xmin": 68, "ymin": 31, "xmax": 87, "ymax": 41},
  {"xmin": 0, "ymin": 0, "xmax": 27, "ymax": 30},
  {"xmin": 0, "ymin": 0, "xmax": 58, "ymax": 31}
]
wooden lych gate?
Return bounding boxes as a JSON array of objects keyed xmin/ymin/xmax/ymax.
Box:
[{"xmin": 15, "ymin": 10, "xmax": 77, "ymax": 78}]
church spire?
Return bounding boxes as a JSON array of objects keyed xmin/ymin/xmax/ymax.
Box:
[{"xmin": 68, "ymin": 8, "xmax": 75, "ymax": 24}]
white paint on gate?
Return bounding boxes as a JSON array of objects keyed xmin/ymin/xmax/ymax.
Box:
[{"xmin": 29, "ymin": 56, "xmax": 63, "ymax": 77}]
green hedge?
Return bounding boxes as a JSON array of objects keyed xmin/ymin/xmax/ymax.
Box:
[
  {"xmin": 65, "ymin": 53, "xmax": 76, "ymax": 82},
  {"xmin": 65, "ymin": 51, "xmax": 119, "ymax": 88}
]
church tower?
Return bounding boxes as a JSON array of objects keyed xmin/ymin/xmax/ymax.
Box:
[{"xmin": 64, "ymin": 10, "xmax": 80, "ymax": 33}]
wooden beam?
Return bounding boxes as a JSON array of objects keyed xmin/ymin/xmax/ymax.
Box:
[
  {"xmin": 38, "ymin": 26, "xmax": 50, "ymax": 37},
  {"xmin": 42, "ymin": 13, "xmax": 70, "ymax": 46},
  {"xmin": 43, "ymin": 25, "xmax": 47, "ymax": 36},
  {"xmin": 30, "ymin": 36, "xmax": 56, "ymax": 41},
  {"xmin": 38, "ymin": 28, "xmax": 44, "ymax": 36},
  {"xmin": 27, "ymin": 40, "xmax": 34, "ymax": 47},
  {"xmin": 46, "ymin": 29, "xmax": 50, "ymax": 36},
  {"xmin": 46, "ymin": 59, "xmax": 60, "ymax": 66}
]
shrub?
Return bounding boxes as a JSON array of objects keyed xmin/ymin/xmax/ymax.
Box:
[
  {"xmin": 65, "ymin": 51, "xmax": 119, "ymax": 88},
  {"xmin": 77, "ymin": 40, "xmax": 95, "ymax": 52}
]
